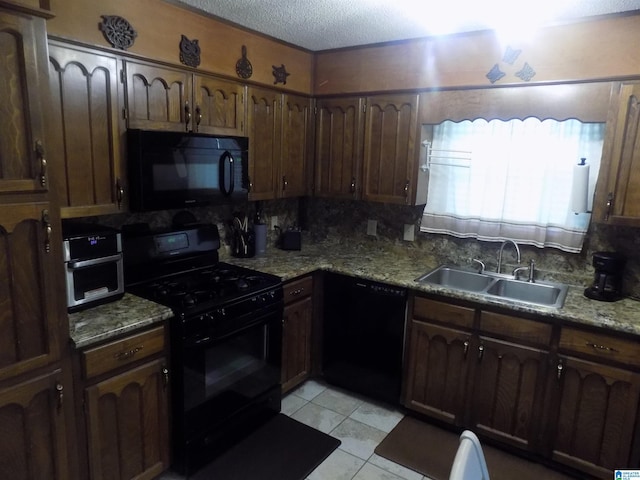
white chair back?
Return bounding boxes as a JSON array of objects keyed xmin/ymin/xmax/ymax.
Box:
[{"xmin": 449, "ymin": 430, "xmax": 490, "ymax": 480}]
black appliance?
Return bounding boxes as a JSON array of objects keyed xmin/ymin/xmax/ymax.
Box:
[
  {"xmin": 123, "ymin": 224, "xmax": 283, "ymax": 476},
  {"xmin": 127, "ymin": 129, "xmax": 249, "ymax": 212},
  {"xmin": 62, "ymin": 222, "xmax": 124, "ymax": 312},
  {"xmin": 584, "ymin": 251, "xmax": 626, "ymax": 302},
  {"xmin": 322, "ymin": 272, "xmax": 407, "ymax": 405}
]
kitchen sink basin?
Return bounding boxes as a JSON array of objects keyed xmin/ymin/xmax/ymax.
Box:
[
  {"xmin": 415, "ymin": 265, "xmax": 569, "ymax": 308},
  {"xmin": 415, "ymin": 266, "xmax": 495, "ymax": 292},
  {"xmin": 486, "ymin": 278, "xmax": 568, "ymax": 308}
]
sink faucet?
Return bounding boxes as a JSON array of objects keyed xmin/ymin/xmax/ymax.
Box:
[
  {"xmin": 513, "ymin": 259, "xmax": 535, "ymax": 282},
  {"xmin": 497, "ymin": 240, "xmax": 521, "ymax": 274}
]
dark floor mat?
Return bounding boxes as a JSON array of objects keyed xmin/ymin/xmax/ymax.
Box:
[
  {"xmin": 375, "ymin": 416, "xmax": 580, "ymax": 480},
  {"xmin": 192, "ymin": 414, "xmax": 340, "ymax": 480}
]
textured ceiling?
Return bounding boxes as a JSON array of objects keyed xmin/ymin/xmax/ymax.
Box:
[{"xmin": 173, "ymin": 0, "xmax": 640, "ymax": 51}]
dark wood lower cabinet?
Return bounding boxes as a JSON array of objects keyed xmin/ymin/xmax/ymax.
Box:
[
  {"xmin": 404, "ymin": 293, "xmax": 640, "ymax": 480},
  {"xmin": 84, "ymin": 358, "xmax": 169, "ymax": 480},
  {"xmin": 404, "ymin": 320, "xmax": 472, "ymax": 425},
  {"xmin": 547, "ymin": 355, "xmax": 640, "ymax": 478},
  {"xmin": 470, "ymin": 336, "xmax": 548, "ymax": 451},
  {"xmin": 281, "ymin": 275, "xmax": 314, "ymax": 394},
  {"xmin": 0, "ymin": 370, "xmax": 69, "ymax": 480}
]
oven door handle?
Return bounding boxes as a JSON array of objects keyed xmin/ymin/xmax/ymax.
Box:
[{"xmin": 67, "ymin": 254, "xmax": 122, "ymax": 269}]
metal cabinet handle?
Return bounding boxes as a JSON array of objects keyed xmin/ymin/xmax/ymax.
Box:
[
  {"xmin": 184, "ymin": 102, "xmax": 191, "ymax": 131},
  {"xmin": 586, "ymin": 342, "xmax": 619, "ymax": 354},
  {"xmin": 116, "ymin": 178, "xmax": 124, "ymax": 208},
  {"xmin": 350, "ymin": 177, "xmax": 356, "ymax": 194},
  {"xmin": 36, "ymin": 140, "xmax": 47, "ymax": 188},
  {"xmin": 478, "ymin": 344, "xmax": 485, "ymax": 361},
  {"xmin": 282, "ymin": 176, "xmax": 288, "ymax": 192},
  {"xmin": 404, "ymin": 180, "xmax": 409, "ymax": 203},
  {"xmin": 56, "ymin": 383, "xmax": 64, "ymax": 412},
  {"xmin": 195, "ymin": 105, "xmax": 202, "ymax": 130},
  {"xmin": 42, "ymin": 210, "xmax": 51, "ymax": 253},
  {"xmin": 463, "ymin": 340, "xmax": 470, "ymax": 358},
  {"xmin": 605, "ymin": 192, "xmax": 613, "ymax": 221},
  {"xmin": 114, "ymin": 345, "xmax": 143, "ymax": 360},
  {"xmin": 557, "ymin": 360, "xmax": 564, "ymax": 380},
  {"xmin": 289, "ymin": 287, "xmax": 305, "ymax": 296},
  {"xmin": 162, "ymin": 366, "xmax": 169, "ymax": 389},
  {"xmin": 248, "ymin": 176, "xmax": 252, "ymax": 193}
]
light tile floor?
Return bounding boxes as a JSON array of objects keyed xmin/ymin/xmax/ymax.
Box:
[
  {"xmin": 282, "ymin": 380, "xmax": 433, "ymax": 480},
  {"xmin": 159, "ymin": 379, "xmax": 434, "ymax": 480}
]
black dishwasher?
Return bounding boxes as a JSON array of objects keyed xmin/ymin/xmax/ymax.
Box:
[{"xmin": 322, "ymin": 272, "xmax": 407, "ymax": 405}]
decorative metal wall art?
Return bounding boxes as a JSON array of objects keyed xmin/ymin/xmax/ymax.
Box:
[
  {"xmin": 179, "ymin": 35, "xmax": 201, "ymax": 68},
  {"xmin": 486, "ymin": 64, "xmax": 506, "ymax": 84},
  {"xmin": 272, "ymin": 64, "xmax": 290, "ymax": 85},
  {"xmin": 236, "ymin": 45, "xmax": 253, "ymax": 79},
  {"xmin": 502, "ymin": 46, "xmax": 522, "ymax": 65},
  {"xmin": 485, "ymin": 45, "xmax": 535, "ymax": 84},
  {"xmin": 99, "ymin": 15, "xmax": 137, "ymax": 50},
  {"xmin": 516, "ymin": 62, "xmax": 536, "ymax": 82}
]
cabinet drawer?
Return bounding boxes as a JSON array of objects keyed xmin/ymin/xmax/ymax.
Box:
[
  {"xmin": 284, "ymin": 275, "xmax": 313, "ymax": 304},
  {"xmin": 559, "ymin": 327, "xmax": 640, "ymax": 368},
  {"xmin": 413, "ymin": 296, "xmax": 474, "ymax": 329},
  {"xmin": 82, "ymin": 326, "xmax": 165, "ymax": 379},
  {"xmin": 480, "ymin": 311, "xmax": 553, "ymax": 346}
]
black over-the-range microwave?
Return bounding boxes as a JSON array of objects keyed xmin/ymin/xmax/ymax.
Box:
[{"xmin": 127, "ymin": 129, "xmax": 249, "ymax": 212}]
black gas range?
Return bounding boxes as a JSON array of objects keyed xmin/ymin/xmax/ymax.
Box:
[{"xmin": 123, "ymin": 224, "xmax": 284, "ymax": 477}]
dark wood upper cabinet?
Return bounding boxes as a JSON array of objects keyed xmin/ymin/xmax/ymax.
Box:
[
  {"xmin": 593, "ymin": 81, "xmax": 640, "ymax": 226},
  {"xmin": 314, "ymin": 96, "xmax": 364, "ymax": 199},
  {"xmin": 47, "ymin": 42, "xmax": 125, "ymax": 217},
  {"xmin": 362, "ymin": 94, "xmax": 419, "ymax": 204},
  {"xmin": 315, "ymin": 94, "xmax": 424, "ymax": 204},
  {"xmin": 193, "ymin": 74, "xmax": 245, "ymax": 136},
  {"xmin": 246, "ymin": 86, "xmax": 281, "ymax": 201},
  {"xmin": 0, "ymin": 9, "xmax": 49, "ymax": 194},
  {"xmin": 123, "ymin": 60, "xmax": 245, "ymax": 136},
  {"xmin": 0, "ymin": 203, "xmax": 62, "ymax": 381},
  {"xmin": 280, "ymin": 94, "xmax": 313, "ymax": 198}
]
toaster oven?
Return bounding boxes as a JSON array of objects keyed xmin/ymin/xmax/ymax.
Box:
[{"xmin": 62, "ymin": 223, "xmax": 124, "ymax": 312}]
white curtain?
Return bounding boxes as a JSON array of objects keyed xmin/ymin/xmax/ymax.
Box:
[{"xmin": 420, "ymin": 118, "xmax": 605, "ymax": 253}]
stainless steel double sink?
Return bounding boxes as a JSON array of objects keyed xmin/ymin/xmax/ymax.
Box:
[{"xmin": 415, "ymin": 265, "xmax": 569, "ymax": 309}]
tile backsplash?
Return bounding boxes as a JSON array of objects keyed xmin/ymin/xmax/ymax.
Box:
[{"xmin": 78, "ymin": 196, "xmax": 640, "ymax": 299}]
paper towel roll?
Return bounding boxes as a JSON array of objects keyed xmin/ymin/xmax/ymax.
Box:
[{"xmin": 571, "ymin": 162, "xmax": 590, "ymax": 213}]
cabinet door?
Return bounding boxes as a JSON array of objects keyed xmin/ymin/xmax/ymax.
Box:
[
  {"xmin": 314, "ymin": 97, "xmax": 364, "ymax": 199},
  {"xmin": 280, "ymin": 94, "xmax": 313, "ymax": 198},
  {"xmin": 0, "ymin": 203, "xmax": 61, "ymax": 381},
  {"xmin": 123, "ymin": 61, "xmax": 192, "ymax": 132},
  {"xmin": 470, "ymin": 336, "xmax": 548, "ymax": 451},
  {"xmin": 404, "ymin": 320, "xmax": 473, "ymax": 425},
  {"xmin": 0, "ymin": 11, "xmax": 49, "ymax": 194},
  {"xmin": 363, "ymin": 94, "xmax": 419, "ymax": 204},
  {"xmin": 282, "ymin": 295, "xmax": 313, "ymax": 393},
  {"xmin": 246, "ymin": 87, "xmax": 281, "ymax": 200},
  {"xmin": 193, "ymin": 74, "xmax": 245, "ymax": 135},
  {"xmin": 48, "ymin": 43, "xmax": 124, "ymax": 217},
  {"xmin": 594, "ymin": 81, "xmax": 640, "ymax": 226},
  {"xmin": 85, "ymin": 359, "xmax": 169, "ymax": 480},
  {"xmin": 547, "ymin": 355, "xmax": 640, "ymax": 478},
  {"xmin": 0, "ymin": 370, "xmax": 69, "ymax": 480}
]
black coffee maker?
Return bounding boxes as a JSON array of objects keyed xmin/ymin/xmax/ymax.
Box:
[{"xmin": 584, "ymin": 251, "xmax": 626, "ymax": 302}]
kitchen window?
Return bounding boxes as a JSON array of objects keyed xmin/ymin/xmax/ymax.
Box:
[{"xmin": 420, "ymin": 118, "xmax": 605, "ymax": 253}]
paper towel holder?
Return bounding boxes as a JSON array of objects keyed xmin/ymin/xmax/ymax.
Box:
[{"xmin": 571, "ymin": 157, "xmax": 591, "ymax": 214}]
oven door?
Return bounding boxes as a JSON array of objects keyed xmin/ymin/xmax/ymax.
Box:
[{"xmin": 171, "ymin": 307, "xmax": 282, "ymax": 474}]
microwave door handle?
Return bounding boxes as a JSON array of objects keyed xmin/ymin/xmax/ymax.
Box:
[
  {"xmin": 67, "ymin": 254, "xmax": 122, "ymax": 269},
  {"xmin": 219, "ymin": 151, "xmax": 235, "ymax": 196}
]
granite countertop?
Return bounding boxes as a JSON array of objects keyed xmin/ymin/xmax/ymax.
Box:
[
  {"xmin": 225, "ymin": 241, "xmax": 640, "ymax": 337},
  {"xmin": 68, "ymin": 240, "xmax": 640, "ymax": 349},
  {"xmin": 69, "ymin": 293, "xmax": 173, "ymax": 349}
]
